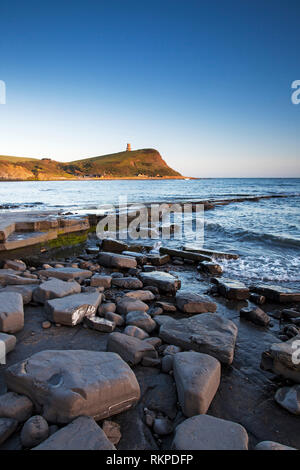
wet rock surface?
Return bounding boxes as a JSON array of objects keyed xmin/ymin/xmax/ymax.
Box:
[
  {"xmin": 252, "ymin": 284, "xmax": 300, "ymax": 303},
  {"xmin": 175, "ymin": 291, "xmax": 217, "ymax": 313},
  {"xmin": 139, "ymin": 271, "xmax": 181, "ymax": 295},
  {"xmin": 0, "ymin": 243, "xmax": 299, "ymax": 450},
  {"xmin": 212, "ymin": 277, "xmax": 250, "ymax": 300},
  {"xmin": 240, "ymin": 305, "xmax": 270, "ymax": 326}
]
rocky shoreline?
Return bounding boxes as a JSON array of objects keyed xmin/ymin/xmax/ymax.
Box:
[{"xmin": 0, "ymin": 237, "xmax": 299, "ymax": 450}]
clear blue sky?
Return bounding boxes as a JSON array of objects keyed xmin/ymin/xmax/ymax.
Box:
[{"xmin": 0, "ymin": 0, "xmax": 299, "ymax": 177}]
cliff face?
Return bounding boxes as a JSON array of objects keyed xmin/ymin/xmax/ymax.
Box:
[{"xmin": 0, "ymin": 149, "xmax": 181, "ymax": 180}]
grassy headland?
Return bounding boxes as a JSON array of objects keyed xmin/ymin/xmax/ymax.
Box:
[{"xmin": 0, "ymin": 149, "xmax": 183, "ymax": 181}]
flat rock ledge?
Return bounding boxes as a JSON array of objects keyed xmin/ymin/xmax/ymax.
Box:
[
  {"xmin": 38, "ymin": 267, "xmax": 92, "ymax": 281},
  {"xmin": 252, "ymin": 284, "xmax": 300, "ymax": 303},
  {"xmin": 159, "ymin": 313, "xmax": 238, "ymax": 365},
  {"xmin": 172, "ymin": 414, "xmax": 248, "ymax": 450},
  {"xmin": 4, "ymin": 349, "xmax": 140, "ymax": 424},
  {"xmin": 212, "ymin": 277, "xmax": 250, "ymax": 300}
]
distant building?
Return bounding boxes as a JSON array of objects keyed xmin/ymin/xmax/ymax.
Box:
[{"xmin": 126, "ymin": 143, "xmax": 131, "ymax": 151}]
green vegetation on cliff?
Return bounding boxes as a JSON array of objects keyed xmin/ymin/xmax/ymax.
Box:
[{"xmin": 0, "ymin": 149, "xmax": 181, "ymax": 180}]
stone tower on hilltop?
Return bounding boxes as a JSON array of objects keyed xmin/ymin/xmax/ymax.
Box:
[{"xmin": 126, "ymin": 143, "xmax": 131, "ymax": 151}]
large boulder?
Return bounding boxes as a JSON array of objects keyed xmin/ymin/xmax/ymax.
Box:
[
  {"xmin": 38, "ymin": 267, "xmax": 92, "ymax": 281},
  {"xmin": 212, "ymin": 277, "xmax": 249, "ymax": 300},
  {"xmin": 45, "ymin": 291, "xmax": 103, "ymax": 326},
  {"xmin": 159, "ymin": 313, "xmax": 238, "ymax": 365},
  {"xmin": 98, "ymin": 252, "xmax": 137, "ymax": 269},
  {"xmin": 33, "ymin": 279, "xmax": 81, "ymax": 303},
  {"xmin": 173, "ymin": 352, "xmax": 221, "ymax": 417},
  {"xmin": 261, "ymin": 335, "xmax": 300, "ymax": 383},
  {"xmin": 33, "ymin": 416, "xmax": 115, "ymax": 450},
  {"xmin": 176, "ymin": 292, "xmax": 217, "ymax": 313},
  {"xmin": 275, "ymin": 385, "xmax": 300, "ymax": 415},
  {"xmin": 0, "ymin": 392, "xmax": 33, "ymax": 422},
  {"xmin": 107, "ymin": 332, "xmax": 157, "ymax": 365},
  {"xmin": 5, "ymin": 350, "xmax": 140, "ymax": 423},
  {"xmin": 139, "ymin": 271, "xmax": 181, "ymax": 295},
  {"xmin": 172, "ymin": 414, "xmax": 248, "ymax": 450},
  {"xmin": 0, "ymin": 292, "xmax": 24, "ymax": 333}
]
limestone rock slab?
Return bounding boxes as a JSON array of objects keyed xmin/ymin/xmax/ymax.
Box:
[
  {"xmin": 172, "ymin": 414, "xmax": 248, "ymax": 450},
  {"xmin": 33, "ymin": 278, "xmax": 81, "ymax": 303},
  {"xmin": 173, "ymin": 351, "xmax": 221, "ymax": 416},
  {"xmin": 0, "ymin": 292, "xmax": 24, "ymax": 333},
  {"xmin": 33, "ymin": 416, "xmax": 115, "ymax": 450},
  {"xmin": 45, "ymin": 291, "xmax": 102, "ymax": 326},
  {"xmin": 159, "ymin": 313, "xmax": 238, "ymax": 365},
  {"xmin": 5, "ymin": 349, "xmax": 140, "ymax": 423}
]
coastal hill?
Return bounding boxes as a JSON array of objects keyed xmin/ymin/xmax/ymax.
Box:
[{"xmin": 0, "ymin": 149, "xmax": 182, "ymax": 180}]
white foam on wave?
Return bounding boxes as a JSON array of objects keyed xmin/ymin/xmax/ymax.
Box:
[{"xmin": 219, "ymin": 255, "xmax": 300, "ymax": 283}]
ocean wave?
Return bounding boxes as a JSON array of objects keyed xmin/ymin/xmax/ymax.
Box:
[{"xmin": 204, "ymin": 220, "xmax": 300, "ymax": 248}]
